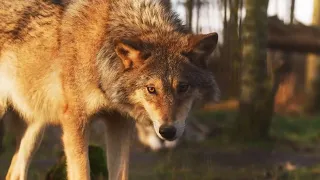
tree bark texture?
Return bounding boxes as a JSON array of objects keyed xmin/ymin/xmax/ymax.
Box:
[
  {"xmin": 233, "ymin": 0, "xmax": 273, "ymax": 141},
  {"xmin": 305, "ymin": 0, "xmax": 320, "ymax": 113},
  {"xmin": 186, "ymin": 0, "xmax": 194, "ymax": 32}
]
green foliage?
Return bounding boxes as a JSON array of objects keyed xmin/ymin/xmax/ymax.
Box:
[
  {"xmin": 89, "ymin": 145, "xmax": 108, "ymax": 178},
  {"xmin": 271, "ymin": 115, "xmax": 320, "ymax": 144},
  {"xmin": 276, "ymin": 164, "xmax": 320, "ymax": 180},
  {"xmin": 46, "ymin": 152, "xmax": 67, "ymax": 180},
  {"xmin": 197, "ymin": 110, "xmax": 320, "ymax": 145},
  {"xmin": 46, "ymin": 145, "xmax": 108, "ymax": 180}
]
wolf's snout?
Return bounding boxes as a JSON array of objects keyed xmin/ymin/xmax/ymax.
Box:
[{"xmin": 159, "ymin": 125, "xmax": 176, "ymax": 140}]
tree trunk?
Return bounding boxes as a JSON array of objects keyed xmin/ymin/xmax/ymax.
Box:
[
  {"xmin": 239, "ymin": 0, "xmax": 243, "ymax": 43},
  {"xmin": 305, "ymin": 0, "xmax": 320, "ymax": 113},
  {"xmin": 228, "ymin": 0, "xmax": 241, "ymax": 97},
  {"xmin": 221, "ymin": 0, "xmax": 241, "ymax": 98},
  {"xmin": 195, "ymin": 0, "xmax": 201, "ymax": 33},
  {"xmin": 233, "ymin": 0, "xmax": 273, "ymax": 141},
  {"xmin": 275, "ymin": 0, "xmax": 295, "ymax": 111},
  {"xmin": 290, "ymin": 0, "xmax": 295, "ymax": 23},
  {"xmin": 186, "ymin": 0, "xmax": 194, "ymax": 32}
]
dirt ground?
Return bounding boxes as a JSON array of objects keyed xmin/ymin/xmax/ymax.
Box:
[{"xmin": 1, "ymin": 110, "xmax": 320, "ymax": 180}]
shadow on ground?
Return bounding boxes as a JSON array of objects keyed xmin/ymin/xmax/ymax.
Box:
[{"xmin": 1, "ymin": 111, "xmax": 320, "ymax": 180}]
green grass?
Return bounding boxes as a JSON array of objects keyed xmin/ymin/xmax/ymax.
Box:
[
  {"xmin": 271, "ymin": 115, "xmax": 320, "ymax": 144},
  {"xmin": 129, "ymin": 111, "xmax": 320, "ymax": 180},
  {"xmin": 2, "ymin": 111, "xmax": 320, "ymax": 180},
  {"xmin": 195, "ymin": 110, "xmax": 320, "ymax": 147},
  {"xmin": 272, "ymin": 164, "xmax": 320, "ymax": 180}
]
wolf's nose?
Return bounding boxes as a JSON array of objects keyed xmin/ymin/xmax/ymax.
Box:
[{"xmin": 159, "ymin": 125, "xmax": 176, "ymax": 140}]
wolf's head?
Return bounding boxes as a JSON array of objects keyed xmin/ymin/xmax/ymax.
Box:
[{"xmin": 99, "ymin": 31, "xmax": 219, "ymax": 141}]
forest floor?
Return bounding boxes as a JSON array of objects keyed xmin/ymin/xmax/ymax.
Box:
[{"xmin": 1, "ymin": 101, "xmax": 320, "ymax": 179}]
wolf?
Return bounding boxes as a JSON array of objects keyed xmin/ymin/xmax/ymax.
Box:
[
  {"xmin": 0, "ymin": 0, "xmax": 220, "ymax": 179},
  {"xmin": 136, "ymin": 113, "xmax": 211, "ymax": 151}
]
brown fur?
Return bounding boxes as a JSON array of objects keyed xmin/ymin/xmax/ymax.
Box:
[{"xmin": 0, "ymin": 0, "xmax": 220, "ymax": 179}]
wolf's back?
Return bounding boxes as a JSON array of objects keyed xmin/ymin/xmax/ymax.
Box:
[
  {"xmin": 0, "ymin": 0, "xmax": 63, "ymax": 47},
  {"xmin": 106, "ymin": 0, "xmax": 186, "ymax": 41}
]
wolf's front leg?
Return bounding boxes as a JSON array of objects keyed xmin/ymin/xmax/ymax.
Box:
[
  {"xmin": 104, "ymin": 112, "xmax": 134, "ymax": 180},
  {"xmin": 61, "ymin": 113, "xmax": 90, "ymax": 180},
  {"xmin": 6, "ymin": 114, "xmax": 45, "ymax": 180}
]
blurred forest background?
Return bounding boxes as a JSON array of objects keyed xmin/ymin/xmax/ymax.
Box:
[{"xmin": 3, "ymin": 0, "xmax": 320, "ymax": 179}]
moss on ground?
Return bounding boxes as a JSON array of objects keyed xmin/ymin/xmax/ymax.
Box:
[{"xmin": 46, "ymin": 145, "xmax": 108, "ymax": 180}]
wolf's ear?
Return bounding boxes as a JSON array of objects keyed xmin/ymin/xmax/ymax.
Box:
[
  {"xmin": 115, "ymin": 39, "xmax": 150, "ymax": 70},
  {"xmin": 184, "ymin": 32, "xmax": 218, "ymax": 68}
]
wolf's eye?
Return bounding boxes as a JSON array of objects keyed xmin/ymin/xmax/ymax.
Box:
[
  {"xmin": 177, "ymin": 84, "xmax": 190, "ymax": 93},
  {"xmin": 147, "ymin": 86, "xmax": 156, "ymax": 94}
]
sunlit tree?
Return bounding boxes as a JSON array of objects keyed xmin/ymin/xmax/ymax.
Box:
[
  {"xmin": 233, "ymin": 0, "xmax": 274, "ymax": 140},
  {"xmin": 305, "ymin": 0, "xmax": 320, "ymax": 113}
]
